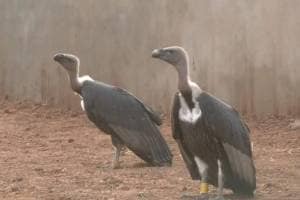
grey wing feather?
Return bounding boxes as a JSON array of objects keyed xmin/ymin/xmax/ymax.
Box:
[
  {"xmin": 82, "ymin": 81, "xmax": 172, "ymax": 166},
  {"xmin": 199, "ymin": 92, "xmax": 256, "ymax": 191},
  {"xmin": 172, "ymin": 93, "xmax": 200, "ymax": 179},
  {"xmin": 143, "ymin": 105, "xmax": 162, "ymax": 126},
  {"xmin": 116, "ymin": 88, "xmax": 162, "ymax": 125}
]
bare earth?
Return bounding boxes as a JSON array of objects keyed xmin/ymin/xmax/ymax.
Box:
[{"xmin": 0, "ymin": 101, "xmax": 299, "ymax": 200}]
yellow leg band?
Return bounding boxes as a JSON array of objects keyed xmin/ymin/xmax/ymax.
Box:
[{"xmin": 200, "ymin": 182, "xmax": 209, "ymax": 194}]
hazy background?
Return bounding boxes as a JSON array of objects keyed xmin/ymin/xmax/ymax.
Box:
[{"xmin": 0, "ymin": 0, "xmax": 299, "ymax": 117}]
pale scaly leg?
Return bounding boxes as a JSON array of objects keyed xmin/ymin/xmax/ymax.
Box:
[
  {"xmin": 111, "ymin": 135, "xmax": 123, "ymax": 169},
  {"xmin": 112, "ymin": 145, "xmax": 121, "ymax": 169},
  {"xmin": 209, "ymin": 160, "xmax": 225, "ymax": 200},
  {"xmin": 194, "ymin": 156, "xmax": 209, "ymax": 196}
]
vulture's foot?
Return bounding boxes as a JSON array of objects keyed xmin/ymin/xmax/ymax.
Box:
[
  {"xmin": 112, "ymin": 144, "xmax": 122, "ymax": 169},
  {"xmin": 209, "ymin": 196, "xmax": 225, "ymax": 200},
  {"xmin": 180, "ymin": 193, "xmax": 210, "ymax": 200}
]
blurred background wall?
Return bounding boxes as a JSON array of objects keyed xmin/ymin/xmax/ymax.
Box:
[{"xmin": 0, "ymin": 0, "xmax": 299, "ymax": 117}]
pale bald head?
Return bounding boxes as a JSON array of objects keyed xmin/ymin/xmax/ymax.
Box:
[
  {"xmin": 53, "ymin": 53, "xmax": 82, "ymax": 93},
  {"xmin": 152, "ymin": 46, "xmax": 189, "ymax": 67},
  {"xmin": 152, "ymin": 46, "xmax": 191, "ymax": 90},
  {"xmin": 53, "ymin": 53, "xmax": 80, "ymax": 73}
]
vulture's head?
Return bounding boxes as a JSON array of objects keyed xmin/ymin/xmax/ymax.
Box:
[
  {"xmin": 53, "ymin": 53, "xmax": 79, "ymax": 73},
  {"xmin": 152, "ymin": 46, "xmax": 188, "ymax": 68}
]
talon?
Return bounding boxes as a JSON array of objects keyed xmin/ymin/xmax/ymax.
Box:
[{"xmin": 180, "ymin": 194, "xmax": 209, "ymax": 200}]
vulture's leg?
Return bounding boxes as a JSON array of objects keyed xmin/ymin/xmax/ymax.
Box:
[
  {"xmin": 112, "ymin": 145, "xmax": 121, "ymax": 169},
  {"xmin": 194, "ymin": 157, "xmax": 209, "ymax": 195},
  {"xmin": 209, "ymin": 160, "xmax": 225, "ymax": 200},
  {"xmin": 111, "ymin": 135, "xmax": 124, "ymax": 169}
]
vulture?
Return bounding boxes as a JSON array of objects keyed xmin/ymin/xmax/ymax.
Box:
[
  {"xmin": 53, "ymin": 53, "xmax": 172, "ymax": 168},
  {"xmin": 152, "ymin": 46, "xmax": 256, "ymax": 199}
]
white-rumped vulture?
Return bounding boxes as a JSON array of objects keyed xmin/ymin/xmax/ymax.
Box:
[
  {"xmin": 152, "ymin": 46, "xmax": 256, "ymax": 199},
  {"xmin": 53, "ymin": 53, "xmax": 172, "ymax": 169}
]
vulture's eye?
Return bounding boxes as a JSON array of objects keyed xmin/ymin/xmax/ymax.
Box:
[{"xmin": 169, "ymin": 50, "xmax": 174, "ymax": 54}]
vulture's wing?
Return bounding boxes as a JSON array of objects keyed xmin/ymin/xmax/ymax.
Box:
[
  {"xmin": 82, "ymin": 81, "xmax": 172, "ymax": 166},
  {"xmin": 120, "ymin": 89, "xmax": 162, "ymax": 126},
  {"xmin": 172, "ymin": 93, "xmax": 200, "ymax": 179},
  {"xmin": 198, "ymin": 92, "xmax": 256, "ymax": 192}
]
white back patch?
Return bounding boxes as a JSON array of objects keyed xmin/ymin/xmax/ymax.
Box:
[
  {"xmin": 194, "ymin": 156, "xmax": 208, "ymax": 176},
  {"xmin": 78, "ymin": 75, "xmax": 94, "ymax": 84}
]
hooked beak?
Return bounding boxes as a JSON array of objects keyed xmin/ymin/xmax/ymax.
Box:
[
  {"xmin": 53, "ymin": 53, "xmax": 65, "ymax": 62},
  {"xmin": 151, "ymin": 49, "xmax": 162, "ymax": 58}
]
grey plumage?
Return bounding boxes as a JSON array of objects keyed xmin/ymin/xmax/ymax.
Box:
[
  {"xmin": 53, "ymin": 53, "xmax": 172, "ymax": 168},
  {"xmin": 172, "ymin": 92, "xmax": 256, "ymax": 195},
  {"xmin": 82, "ymin": 81, "xmax": 172, "ymax": 166},
  {"xmin": 152, "ymin": 46, "xmax": 256, "ymax": 198}
]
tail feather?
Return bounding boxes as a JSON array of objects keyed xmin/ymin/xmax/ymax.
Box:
[
  {"xmin": 149, "ymin": 125, "xmax": 172, "ymax": 166},
  {"xmin": 231, "ymin": 178, "xmax": 256, "ymax": 197},
  {"xmin": 111, "ymin": 124, "xmax": 172, "ymax": 166}
]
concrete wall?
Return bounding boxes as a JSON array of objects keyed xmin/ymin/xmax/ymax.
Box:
[{"xmin": 0, "ymin": 0, "xmax": 299, "ymax": 116}]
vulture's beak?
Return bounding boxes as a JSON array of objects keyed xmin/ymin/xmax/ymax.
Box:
[
  {"xmin": 151, "ymin": 49, "xmax": 162, "ymax": 58},
  {"xmin": 53, "ymin": 53, "xmax": 65, "ymax": 62}
]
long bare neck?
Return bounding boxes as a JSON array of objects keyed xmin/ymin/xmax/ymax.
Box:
[
  {"xmin": 67, "ymin": 65, "xmax": 82, "ymax": 94},
  {"xmin": 176, "ymin": 57, "xmax": 191, "ymax": 92}
]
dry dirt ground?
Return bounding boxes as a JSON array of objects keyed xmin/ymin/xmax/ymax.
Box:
[{"xmin": 0, "ymin": 101, "xmax": 299, "ymax": 200}]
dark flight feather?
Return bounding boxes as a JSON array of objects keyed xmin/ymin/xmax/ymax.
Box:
[
  {"xmin": 171, "ymin": 93, "xmax": 201, "ymax": 179},
  {"xmin": 81, "ymin": 81, "xmax": 172, "ymax": 166},
  {"xmin": 172, "ymin": 91, "xmax": 255, "ymax": 195}
]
